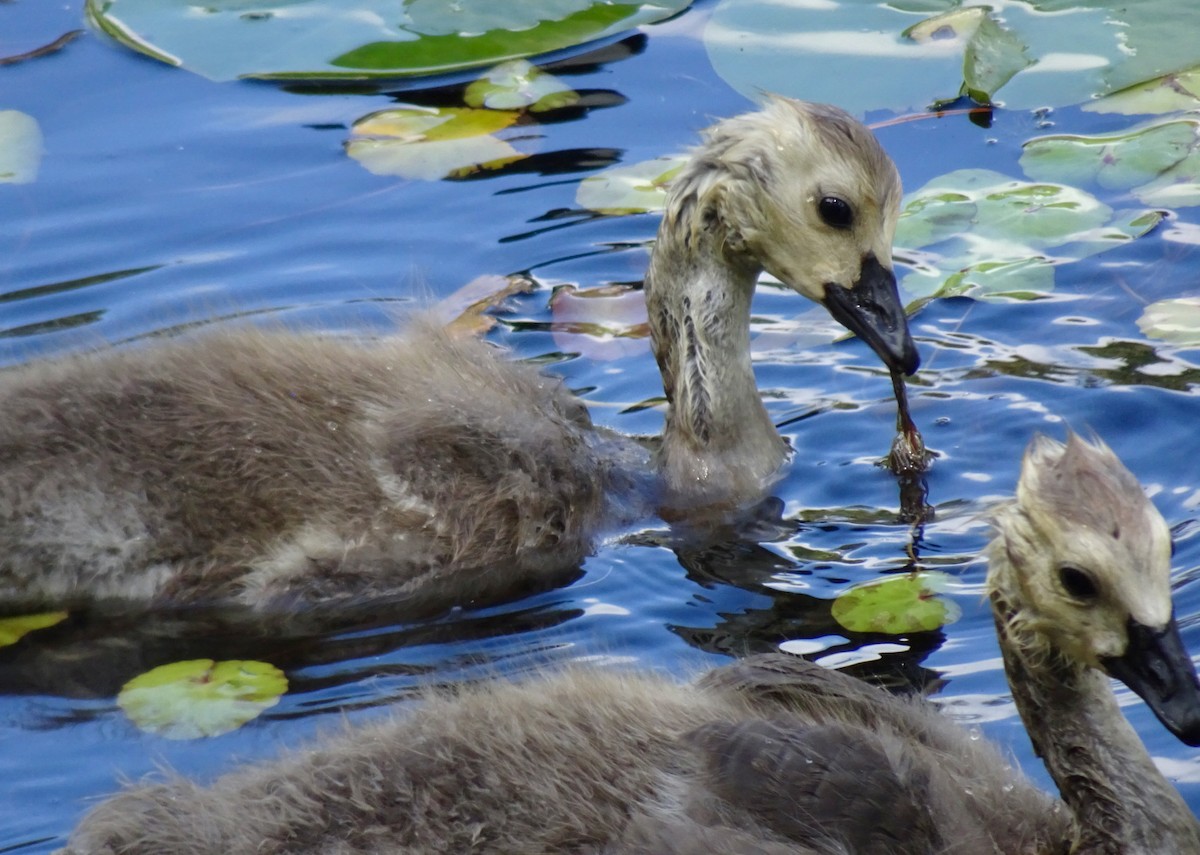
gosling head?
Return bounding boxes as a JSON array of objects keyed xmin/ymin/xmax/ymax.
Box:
[
  {"xmin": 991, "ymin": 432, "xmax": 1200, "ymax": 745},
  {"xmin": 668, "ymin": 96, "xmax": 918, "ymax": 375}
]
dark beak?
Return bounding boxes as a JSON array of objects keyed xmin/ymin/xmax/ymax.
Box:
[
  {"xmin": 1101, "ymin": 612, "xmax": 1200, "ymax": 746},
  {"xmin": 821, "ymin": 254, "xmax": 920, "ymax": 375}
]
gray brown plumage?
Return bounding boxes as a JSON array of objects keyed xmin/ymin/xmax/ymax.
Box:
[
  {"xmin": 0, "ymin": 97, "xmax": 916, "ymax": 612},
  {"xmin": 60, "ymin": 433, "xmax": 1200, "ymax": 854}
]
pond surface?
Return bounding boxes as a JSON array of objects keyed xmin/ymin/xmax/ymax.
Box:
[{"xmin": 4, "ymin": 1, "xmax": 1200, "ymax": 850}]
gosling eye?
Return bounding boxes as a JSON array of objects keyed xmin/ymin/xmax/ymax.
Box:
[
  {"xmin": 818, "ymin": 196, "xmax": 854, "ymax": 230},
  {"xmin": 1058, "ymin": 565, "xmax": 1100, "ymax": 601}
]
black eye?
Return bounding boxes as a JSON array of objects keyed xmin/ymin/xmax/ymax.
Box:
[
  {"xmin": 818, "ymin": 196, "xmax": 854, "ymax": 230},
  {"xmin": 1059, "ymin": 565, "xmax": 1099, "ymax": 600}
]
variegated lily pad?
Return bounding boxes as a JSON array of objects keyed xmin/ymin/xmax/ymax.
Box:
[
  {"xmin": 118, "ymin": 659, "xmax": 288, "ymax": 740},
  {"xmin": 832, "ymin": 572, "xmax": 961, "ymax": 635},
  {"xmin": 85, "ymin": 0, "xmax": 691, "ymax": 82},
  {"xmin": 346, "ymin": 107, "xmax": 526, "ymax": 180}
]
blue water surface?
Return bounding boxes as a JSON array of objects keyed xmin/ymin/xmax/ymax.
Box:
[{"xmin": 4, "ymin": 2, "xmax": 1200, "ymax": 851}]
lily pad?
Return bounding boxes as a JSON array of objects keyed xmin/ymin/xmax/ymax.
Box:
[
  {"xmin": 1021, "ymin": 118, "xmax": 1200, "ymax": 208},
  {"xmin": 903, "ymin": 7, "xmax": 1034, "ymax": 106},
  {"xmin": 0, "ymin": 110, "xmax": 43, "ymax": 185},
  {"xmin": 346, "ymin": 107, "xmax": 526, "ymax": 180},
  {"xmin": 117, "ymin": 658, "xmax": 287, "ymax": 740},
  {"xmin": 705, "ymin": 0, "xmax": 1200, "ymax": 115},
  {"xmin": 895, "ymin": 168, "xmax": 1161, "ymax": 300},
  {"xmin": 831, "ymin": 572, "xmax": 961, "ymax": 634},
  {"xmin": 1084, "ymin": 64, "xmax": 1200, "ymax": 115},
  {"xmin": 575, "ymin": 155, "xmax": 688, "ymax": 215},
  {"xmin": 0, "ymin": 611, "xmax": 67, "ymax": 648},
  {"xmin": 464, "ymin": 59, "xmax": 580, "ymax": 112},
  {"xmin": 1138, "ymin": 297, "xmax": 1200, "ymax": 346},
  {"xmin": 85, "ymin": 0, "xmax": 691, "ymax": 82}
]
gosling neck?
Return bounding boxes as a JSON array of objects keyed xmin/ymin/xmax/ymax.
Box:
[
  {"xmin": 645, "ymin": 215, "xmax": 788, "ymax": 512},
  {"xmin": 990, "ymin": 586, "xmax": 1200, "ymax": 854}
]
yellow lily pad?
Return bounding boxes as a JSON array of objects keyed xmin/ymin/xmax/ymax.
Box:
[
  {"xmin": 346, "ymin": 107, "xmax": 526, "ymax": 180},
  {"xmin": 832, "ymin": 572, "xmax": 961, "ymax": 635},
  {"xmin": 1085, "ymin": 64, "xmax": 1200, "ymax": 115},
  {"xmin": 118, "ymin": 659, "xmax": 287, "ymax": 740},
  {"xmin": 0, "ymin": 611, "xmax": 67, "ymax": 647}
]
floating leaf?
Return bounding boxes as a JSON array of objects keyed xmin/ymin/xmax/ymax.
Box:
[
  {"xmin": 346, "ymin": 107, "xmax": 526, "ymax": 180},
  {"xmin": 961, "ymin": 14, "xmax": 1035, "ymax": 104},
  {"xmin": 1138, "ymin": 297, "xmax": 1200, "ymax": 346},
  {"xmin": 706, "ymin": 0, "xmax": 1123, "ymax": 115},
  {"xmin": 464, "ymin": 59, "xmax": 580, "ymax": 112},
  {"xmin": 0, "ymin": 110, "xmax": 43, "ymax": 185},
  {"xmin": 1085, "ymin": 64, "xmax": 1200, "ymax": 115},
  {"xmin": 832, "ymin": 572, "xmax": 961, "ymax": 634},
  {"xmin": 896, "ymin": 168, "xmax": 1159, "ymax": 300},
  {"xmin": 118, "ymin": 659, "xmax": 287, "ymax": 740},
  {"xmin": 86, "ymin": 0, "xmax": 691, "ymax": 82},
  {"xmin": 575, "ymin": 155, "xmax": 688, "ymax": 215},
  {"xmin": 0, "ymin": 611, "xmax": 67, "ymax": 648},
  {"xmin": 1021, "ymin": 118, "xmax": 1200, "ymax": 208}
]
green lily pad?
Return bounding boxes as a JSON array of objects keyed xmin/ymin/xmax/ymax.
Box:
[
  {"xmin": 1021, "ymin": 118, "xmax": 1200, "ymax": 208},
  {"xmin": 0, "ymin": 611, "xmax": 67, "ymax": 647},
  {"xmin": 903, "ymin": 7, "xmax": 1035, "ymax": 106},
  {"xmin": 86, "ymin": 0, "xmax": 691, "ymax": 82},
  {"xmin": 118, "ymin": 658, "xmax": 287, "ymax": 740},
  {"xmin": 831, "ymin": 572, "xmax": 961, "ymax": 634},
  {"xmin": 1085, "ymin": 64, "xmax": 1200, "ymax": 115},
  {"xmin": 346, "ymin": 107, "xmax": 526, "ymax": 180},
  {"xmin": 1138, "ymin": 297, "xmax": 1200, "ymax": 346},
  {"xmin": 464, "ymin": 59, "xmax": 580, "ymax": 112},
  {"xmin": 575, "ymin": 155, "xmax": 688, "ymax": 215},
  {"xmin": 705, "ymin": 0, "xmax": 1200, "ymax": 115},
  {"xmin": 0, "ymin": 110, "xmax": 43, "ymax": 185},
  {"xmin": 896, "ymin": 168, "xmax": 1161, "ymax": 300}
]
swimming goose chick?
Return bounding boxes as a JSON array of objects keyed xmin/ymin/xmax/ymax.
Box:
[
  {"xmin": 59, "ymin": 434, "xmax": 1200, "ymax": 854},
  {"xmin": 0, "ymin": 96, "xmax": 916, "ymax": 613}
]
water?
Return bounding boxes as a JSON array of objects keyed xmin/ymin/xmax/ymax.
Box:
[{"xmin": 4, "ymin": 1, "xmax": 1200, "ymax": 850}]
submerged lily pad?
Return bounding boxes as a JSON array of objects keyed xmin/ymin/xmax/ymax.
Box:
[
  {"xmin": 575, "ymin": 155, "xmax": 688, "ymax": 215},
  {"xmin": 118, "ymin": 659, "xmax": 287, "ymax": 740},
  {"xmin": 86, "ymin": 0, "xmax": 691, "ymax": 82},
  {"xmin": 0, "ymin": 110, "xmax": 43, "ymax": 185},
  {"xmin": 1021, "ymin": 118, "xmax": 1200, "ymax": 208},
  {"xmin": 0, "ymin": 611, "xmax": 67, "ymax": 648},
  {"xmin": 895, "ymin": 168, "xmax": 1162, "ymax": 300},
  {"xmin": 464, "ymin": 59, "xmax": 580, "ymax": 112},
  {"xmin": 346, "ymin": 106, "xmax": 526, "ymax": 180},
  {"xmin": 1138, "ymin": 298, "xmax": 1200, "ymax": 346},
  {"xmin": 831, "ymin": 572, "xmax": 961, "ymax": 634}
]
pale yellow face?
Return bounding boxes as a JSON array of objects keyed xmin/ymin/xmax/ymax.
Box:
[
  {"xmin": 716, "ymin": 99, "xmax": 903, "ymax": 302},
  {"xmin": 992, "ymin": 434, "xmax": 1175, "ymax": 666}
]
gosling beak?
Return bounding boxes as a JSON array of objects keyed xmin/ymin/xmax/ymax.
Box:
[
  {"xmin": 1101, "ymin": 613, "xmax": 1200, "ymax": 746},
  {"xmin": 821, "ymin": 254, "xmax": 920, "ymax": 376}
]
